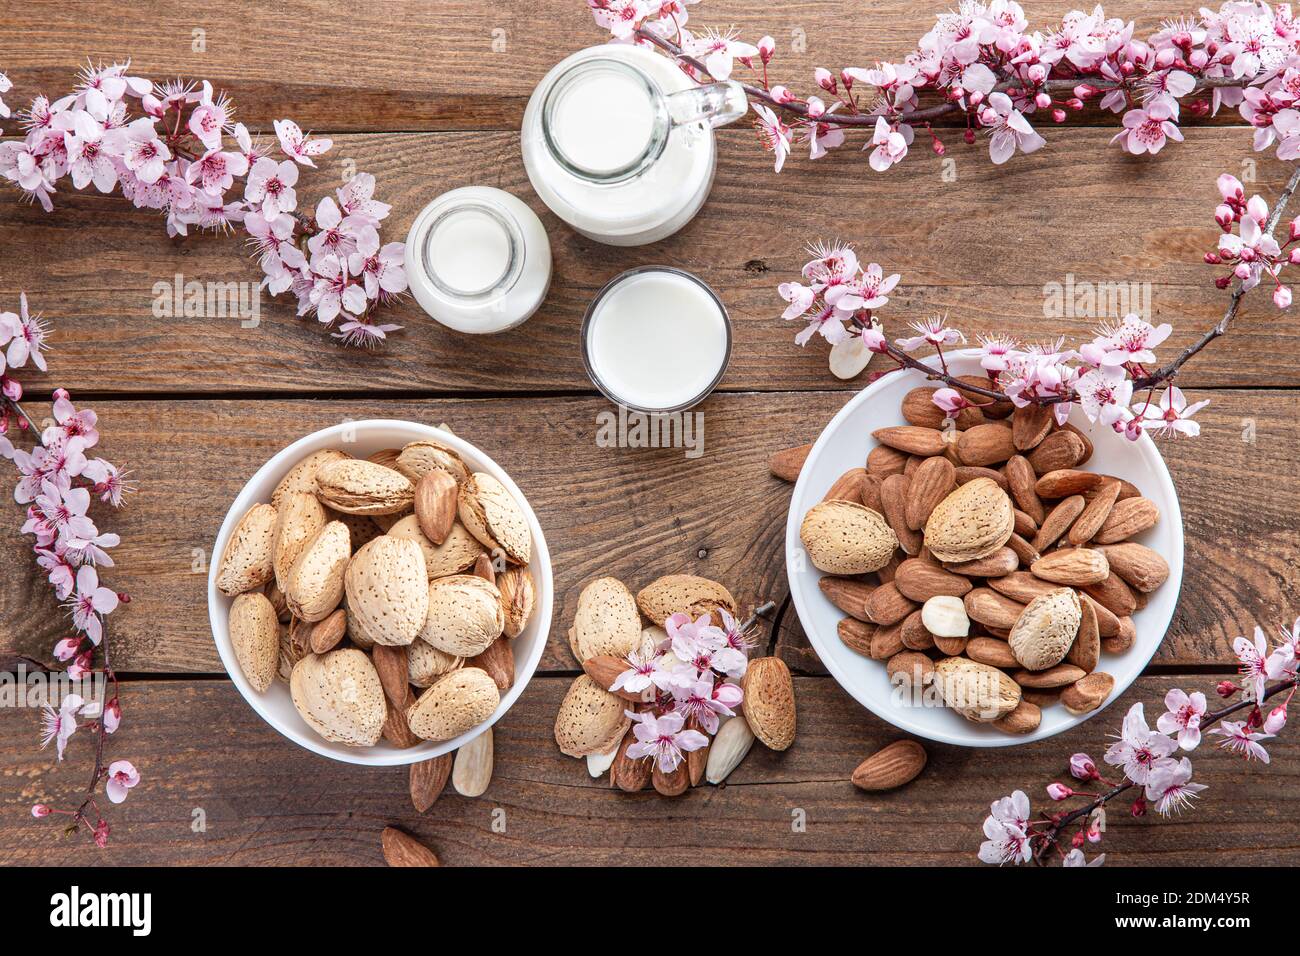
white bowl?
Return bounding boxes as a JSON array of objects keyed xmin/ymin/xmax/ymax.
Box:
[
  {"xmin": 208, "ymin": 420, "xmax": 554, "ymax": 766},
  {"xmin": 785, "ymin": 351, "xmax": 1184, "ymax": 747}
]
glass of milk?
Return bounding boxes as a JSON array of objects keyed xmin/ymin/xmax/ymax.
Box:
[
  {"xmin": 522, "ymin": 45, "xmax": 748, "ymax": 246},
  {"xmin": 582, "ymin": 267, "xmax": 732, "ymax": 413},
  {"xmin": 404, "ymin": 186, "xmax": 552, "ymax": 333}
]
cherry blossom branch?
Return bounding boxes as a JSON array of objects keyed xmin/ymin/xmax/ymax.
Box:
[
  {"xmin": 1030, "ymin": 675, "xmax": 1298, "ymax": 863},
  {"xmin": 0, "ymin": 296, "xmax": 137, "ymax": 846},
  {"xmin": 1132, "ymin": 162, "xmax": 1300, "ymax": 390},
  {"xmin": 981, "ymin": 617, "xmax": 1300, "ymax": 866},
  {"xmin": 636, "ymin": 27, "xmax": 1260, "ymax": 129}
]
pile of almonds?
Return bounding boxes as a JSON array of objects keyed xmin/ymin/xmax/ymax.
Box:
[
  {"xmin": 782, "ymin": 381, "xmax": 1171, "ymax": 733},
  {"xmin": 216, "ymin": 435, "xmax": 536, "ymax": 796},
  {"xmin": 554, "ymin": 574, "xmax": 796, "ymax": 794}
]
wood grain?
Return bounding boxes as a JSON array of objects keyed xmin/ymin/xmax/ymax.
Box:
[
  {"xmin": 0, "ymin": 392, "xmax": 1293, "ymax": 674},
  {"xmin": 0, "ymin": 127, "xmax": 1295, "ymax": 393},
  {"xmin": 0, "ymin": 0, "xmax": 1264, "ymax": 130},
  {"xmin": 2, "ymin": 674, "xmax": 1295, "ymax": 865}
]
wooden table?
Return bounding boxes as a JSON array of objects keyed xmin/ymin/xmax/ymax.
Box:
[{"xmin": 1, "ymin": 0, "xmax": 1297, "ymax": 866}]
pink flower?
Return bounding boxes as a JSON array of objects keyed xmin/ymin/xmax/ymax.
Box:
[
  {"xmin": 309, "ymin": 255, "xmax": 367, "ymax": 325},
  {"xmin": 337, "ymin": 172, "xmax": 392, "ymax": 224},
  {"xmin": 103, "ymin": 697, "xmax": 121, "ymax": 734},
  {"xmin": 52, "ymin": 637, "xmax": 81, "ymax": 661},
  {"xmin": 244, "ymin": 157, "xmax": 299, "ymax": 217},
  {"xmin": 1156, "ymin": 688, "xmax": 1207, "ymax": 750},
  {"xmin": 1095, "ymin": 314, "xmax": 1173, "ymax": 366},
  {"xmin": 1232, "ymin": 627, "xmax": 1270, "ymax": 702},
  {"xmin": 185, "ymin": 146, "xmax": 249, "ymax": 193},
  {"xmin": 274, "ymin": 118, "xmax": 332, "ymax": 167},
  {"xmin": 753, "ymin": 104, "xmax": 792, "ymax": 173},
  {"xmin": 1062, "ymin": 849, "xmax": 1106, "ymax": 867},
  {"xmin": 867, "ymin": 116, "xmax": 909, "ymax": 172},
  {"xmin": 105, "ymin": 759, "xmax": 140, "ymax": 803},
  {"xmin": 610, "ymin": 648, "xmax": 658, "ymax": 696},
  {"xmin": 978, "ymin": 335, "xmax": 1018, "ymax": 372},
  {"xmin": 666, "ymin": 611, "xmax": 725, "ymax": 672},
  {"xmin": 1111, "ymin": 101, "xmax": 1184, "ymax": 154},
  {"xmin": 1266, "ymin": 616, "xmax": 1300, "ymax": 679},
  {"xmin": 3, "ymin": 293, "xmax": 49, "ymax": 372},
  {"xmin": 825, "ymin": 261, "xmax": 899, "ymax": 314},
  {"xmin": 1074, "ymin": 366, "xmax": 1133, "ymax": 426},
  {"xmin": 348, "ymin": 234, "xmax": 408, "ymax": 300},
  {"xmin": 39, "ymin": 693, "xmax": 83, "ymax": 761},
  {"xmin": 895, "ymin": 314, "xmax": 964, "ymax": 351},
  {"xmin": 65, "ymin": 565, "xmax": 119, "ymax": 645},
  {"xmin": 682, "ymin": 27, "xmax": 758, "ymax": 80},
  {"xmin": 115, "ymin": 117, "xmax": 171, "ymax": 184},
  {"xmin": 624, "ymin": 710, "xmax": 708, "ymax": 773},
  {"xmin": 64, "ymin": 111, "xmax": 119, "ymax": 193},
  {"xmin": 978, "ymin": 816, "xmax": 1031, "ymax": 865},
  {"xmin": 981, "ymin": 92, "xmax": 1046, "ymax": 164},
  {"xmin": 988, "ymin": 789, "xmax": 1030, "ymax": 831},
  {"xmin": 1264, "ymin": 704, "xmax": 1288, "ymax": 735},
  {"xmin": 188, "ymin": 85, "xmax": 233, "ymax": 150},
  {"xmin": 307, "ymin": 196, "xmax": 371, "ymax": 260},
  {"xmin": 333, "ymin": 318, "xmax": 402, "ymax": 349},
  {"xmin": 711, "ymin": 608, "xmax": 754, "ymax": 677},
  {"xmin": 1103, "ymin": 703, "xmax": 1177, "ymax": 784},
  {"xmin": 1135, "ymin": 386, "xmax": 1209, "ymax": 438},
  {"xmin": 1209, "ymin": 720, "xmax": 1272, "ymax": 762}
]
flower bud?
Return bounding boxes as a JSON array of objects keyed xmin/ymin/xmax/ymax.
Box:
[
  {"xmin": 1214, "ymin": 275, "xmax": 1232, "ymax": 290},
  {"xmin": 1265, "ymin": 704, "xmax": 1288, "ymax": 734},
  {"xmin": 969, "ymin": 90, "xmax": 984, "ymax": 106},
  {"xmin": 1069, "ymin": 753, "xmax": 1098, "ymax": 781},
  {"xmin": 1066, "ymin": 97, "xmax": 1084, "ymax": 110},
  {"xmin": 1215, "ymin": 204, "xmax": 1235, "ymax": 228},
  {"xmin": 1235, "ymin": 263, "xmax": 1252, "ymax": 280},
  {"xmin": 1035, "ymin": 92, "xmax": 1052, "ymax": 109},
  {"xmin": 1052, "ymin": 108, "xmax": 1067, "ymax": 123},
  {"xmin": 1190, "ymin": 49, "xmax": 1208, "ymax": 68},
  {"xmin": 31, "ymin": 804, "xmax": 50, "ymax": 818},
  {"xmin": 815, "ymin": 67, "xmax": 835, "ymax": 92},
  {"xmin": 1274, "ymin": 285, "xmax": 1292, "ymax": 309},
  {"xmin": 1290, "ymin": 248, "xmax": 1300, "ymax": 264},
  {"xmin": 963, "ymin": 128, "xmax": 976, "ymax": 144},
  {"xmin": 1047, "ymin": 782, "xmax": 1073, "ymax": 801},
  {"xmin": 1204, "ymin": 252, "xmax": 1222, "ymax": 264},
  {"xmin": 1027, "ymin": 64, "xmax": 1047, "ymax": 83},
  {"xmin": 770, "ymin": 85, "xmax": 793, "ymax": 103},
  {"xmin": 757, "ymin": 35, "xmax": 775, "ymax": 63},
  {"xmin": 1216, "ymin": 680, "xmax": 1239, "ymax": 698},
  {"xmin": 932, "ymin": 137, "xmax": 945, "ymax": 156},
  {"xmin": 806, "ymin": 95, "xmax": 826, "ymax": 119},
  {"xmin": 1071, "ymin": 830, "xmax": 1086, "ymax": 848},
  {"xmin": 1074, "ymin": 83, "xmax": 1096, "ymax": 99},
  {"xmin": 1130, "ymin": 796, "xmax": 1147, "ymax": 817},
  {"xmin": 840, "ymin": 68, "xmax": 854, "ymax": 89},
  {"xmin": 1155, "ymin": 48, "xmax": 1177, "ymax": 68},
  {"xmin": 1120, "ymin": 61, "xmax": 1136, "ymax": 76}
]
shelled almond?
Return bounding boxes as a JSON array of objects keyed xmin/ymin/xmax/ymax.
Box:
[
  {"xmin": 219, "ymin": 435, "xmax": 538, "ymax": 797},
  {"xmin": 783, "ymin": 385, "xmax": 1173, "ymax": 736}
]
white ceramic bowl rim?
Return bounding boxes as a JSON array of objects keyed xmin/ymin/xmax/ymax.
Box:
[
  {"xmin": 784, "ymin": 350, "xmax": 1184, "ymax": 748},
  {"xmin": 208, "ymin": 419, "xmax": 554, "ymax": 766}
]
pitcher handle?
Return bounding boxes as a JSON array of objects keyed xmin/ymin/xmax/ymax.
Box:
[{"xmin": 664, "ymin": 81, "xmax": 749, "ymax": 129}]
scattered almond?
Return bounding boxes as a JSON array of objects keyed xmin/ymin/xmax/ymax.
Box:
[
  {"xmin": 381, "ymin": 826, "xmax": 441, "ymax": 867},
  {"xmin": 851, "ymin": 739, "xmax": 928, "ymax": 791},
  {"xmin": 409, "ymin": 754, "xmax": 453, "ymax": 812}
]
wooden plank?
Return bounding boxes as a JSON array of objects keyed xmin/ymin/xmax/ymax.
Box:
[
  {"xmin": 0, "ymin": 392, "xmax": 1294, "ymax": 673},
  {"xmin": 1, "ymin": 674, "xmax": 1295, "ymax": 865},
  {"xmin": 0, "ymin": 0, "xmax": 1256, "ymax": 130},
  {"xmin": 0, "ymin": 126, "xmax": 1295, "ymax": 393}
]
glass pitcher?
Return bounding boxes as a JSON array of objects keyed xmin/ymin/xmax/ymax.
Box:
[{"xmin": 521, "ymin": 44, "xmax": 748, "ymax": 246}]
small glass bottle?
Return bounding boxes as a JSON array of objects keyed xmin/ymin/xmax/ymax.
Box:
[{"xmin": 403, "ymin": 186, "xmax": 552, "ymax": 334}]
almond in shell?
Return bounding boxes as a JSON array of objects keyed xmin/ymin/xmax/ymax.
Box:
[
  {"xmin": 636, "ymin": 574, "xmax": 737, "ymax": 627},
  {"xmin": 1008, "ymin": 587, "xmax": 1082, "ymax": 671},
  {"xmin": 923, "ymin": 478, "xmax": 1014, "ymax": 563},
  {"xmin": 389, "ymin": 515, "xmax": 486, "ymax": 579},
  {"xmin": 216, "ymin": 503, "xmax": 278, "ymax": 596},
  {"xmin": 272, "ymin": 493, "xmax": 328, "ymax": 593},
  {"xmin": 554, "ymin": 674, "xmax": 632, "ymax": 757},
  {"xmin": 408, "ymin": 638, "xmax": 463, "ymax": 688},
  {"xmin": 741, "ymin": 657, "xmax": 796, "ymax": 751},
  {"xmin": 571, "ymin": 576, "xmax": 642, "ymax": 663},
  {"xmin": 394, "ymin": 439, "xmax": 469, "ymax": 486},
  {"xmin": 229, "ymin": 591, "xmax": 279, "ymax": 692},
  {"xmin": 290, "ymin": 649, "xmax": 386, "ymax": 746},
  {"xmin": 283, "ymin": 520, "xmax": 350, "ymax": 623},
  {"xmin": 271, "ymin": 449, "xmax": 349, "ymax": 510},
  {"xmin": 497, "ymin": 565, "xmax": 535, "ymax": 638},
  {"xmin": 932, "ymin": 657, "xmax": 1021, "ymax": 722},
  {"xmin": 458, "ymin": 472, "xmax": 531, "ymax": 565},
  {"xmin": 344, "ymin": 536, "xmax": 430, "ymax": 646},
  {"xmin": 799, "ymin": 500, "xmax": 899, "ymax": 575},
  {"xmin": 314, "ymin": 458, "xmax": 415, "ymax": 516},
  {"xmin": 406, "ymin": 666, "xmax": 501, "ymax": 741},
  {"xmin": 420, "ymin": 574, "xmax": 505, "ymax": 657}
]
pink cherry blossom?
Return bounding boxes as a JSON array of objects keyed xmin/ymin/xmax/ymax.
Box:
[
  {"xmin": 1156, "ymin": 688, "xmax": 1207, "ymax": 749},
  {"xmin": 981, "ymin": 92, "xmax": 1046, "ymax": 164},
  {"xmin": 895, "ymin": 314, "xmax": 964, "ymax": 352},
  {"xmin": 274, "ymin": 118, "xmax": 332, "ymax": 167},
  {"xmin": 244, "ymin": 157, "xmax": 299, "ymax": 217},
  {"xmin": 65, "ymin": 565, "xmax": 119, "ymax": 645},
  {"xmin": 104, "ymin": 759, "xmax": 140, "ymax": 803},
  {"xmin": 753, "ymin": 103, "xmax": 792, "ymax": 173},
  {"xmin": 1135, "ymin": 386, "xmax": 1209, "ymax": 438},
  {"xmin": 610, "ymin": 648, "xmax": 659, "ymax": 696},
  {"xmin": 1112, "ymin": 101, "xmax": 1184, "ymax": 154},
  {"xmin": 1104, "ymin": 703, "xmax": 1177, "ymax": 784},
  {"xmin": 978, "ymin": 816, "xmax": 1031, "ymax": 865},
  {"xmin": 1210, "ymin": 720, "xmax": 1273, "ymax": 762},
  {"xmin": 1233, "ymin": 627, "xmax": 1271, "ymax": 702},
  {"xmin": 867, "ymin": 116, "xmax": 909, "ymax": 171},
  {"xmin": 1143, "ymin": 756, "xmax": 1206, "ymax": 814},
  {"xmin": 624, "ymin": 710, "xmax": 709, "ymax": 773},
  {"xmin": 670, "ymin": 674, "xmax": 739, "ymax": 734},
  {"xmin": 682, "ymin": 26, "xmax": 758, "ymax": 80},
  {"xmin": 930, "ymin": 387, "xmax": 970, "ymax": 416},
  {"xmin": 1075, "ymin": 366, "xmax": 1133, "ymax": 425},
  {"xmin": 39, "ymin": 693, "xmax": 83, "ymax": 761},
  {"xmin": 116, "ymin": 117, "xmax": 171, "ymax": 184}
]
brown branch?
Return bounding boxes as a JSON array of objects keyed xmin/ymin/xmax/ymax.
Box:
[
  {"xmin": 1132, "ymin": 162, "xmax": 1300, "ymax": 390},
  {"xmin": 635, "ymin": 28, "xmax": 1250, "ymax": 128}
]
